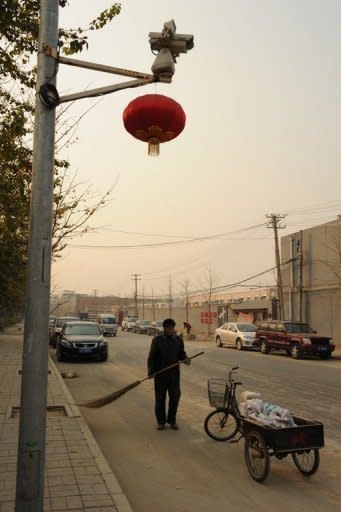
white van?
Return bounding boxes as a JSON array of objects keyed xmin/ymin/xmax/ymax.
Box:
[{"xmin": 97, "ymin": 314, "xmax": 117, "ymax": 337}]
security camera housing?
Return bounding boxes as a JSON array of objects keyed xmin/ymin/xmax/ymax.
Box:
[
  {"xmin": 151, "ymin": 48, "xmax": 175, "ymax": 79},
  {"xmin": 149, "ymin": 32, "xmax": 194, "ymax": 57}
]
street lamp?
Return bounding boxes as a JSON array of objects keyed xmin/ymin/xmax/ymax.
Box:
[{"xmin": 15, "ymin": 1, "xmax": 194, "ymax": 511}]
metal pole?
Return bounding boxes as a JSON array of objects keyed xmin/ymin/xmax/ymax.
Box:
[{"xmin": 15, "ymin": 1, "xmax": 59, "ymax": 510}]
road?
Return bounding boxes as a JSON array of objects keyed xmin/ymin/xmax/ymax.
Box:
[{"xmin": 51, "ymin": 331, "xmax": 341, "ymax": 512}]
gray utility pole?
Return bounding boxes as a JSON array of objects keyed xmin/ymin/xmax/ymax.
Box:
[
  {"xmin": 131, "ymin": 274, "xmax": 141, "ymax": 317},
  {"xmin": 15, "ymin": 14, "xmax": 194, "ymax": 511},
  {"xmin": 266, "ymin": 213, "xmax": 287, "ymax": 320},
  {"xmin": 15, "ymin": 1, "xmax": 59, "ymax": 510}
]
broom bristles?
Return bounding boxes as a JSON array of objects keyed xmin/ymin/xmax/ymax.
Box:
[{"xmin": 77, "ymin": 380, "xmax": 141, "ymax": 408}]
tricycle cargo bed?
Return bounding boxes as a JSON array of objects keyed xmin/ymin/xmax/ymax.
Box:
[{"xmin": 242, "ymin": 416, "xmax": 324, "ymax": 453}]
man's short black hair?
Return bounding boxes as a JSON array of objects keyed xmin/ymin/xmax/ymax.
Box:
[{"xmin": 163, "ymin": 318, "xmax": 176, "ymax": 328}]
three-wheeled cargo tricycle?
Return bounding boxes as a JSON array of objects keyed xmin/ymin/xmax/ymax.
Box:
[{"xmin": 204, "ymin": 366, "xmax": 324, "ymax": 482}]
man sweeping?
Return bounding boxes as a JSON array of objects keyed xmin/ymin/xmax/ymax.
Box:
[{"xmin": 147, "ymin": 318, "xmax": 191, "ymax": 431}]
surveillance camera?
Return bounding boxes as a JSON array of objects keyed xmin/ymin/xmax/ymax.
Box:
[
  {"xmin": 151, "ymin": 48, "xmax": 175, "ymax": 79},
  {"xmin": 174, "ymin": 33, "xmax": 194, "ymax": 51},
  {"xmin": 149, "ymin": 32, "xmax": 194, "ymax": 56}
]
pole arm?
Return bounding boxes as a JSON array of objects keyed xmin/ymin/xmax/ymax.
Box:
[
  {"xmin": 58, "ymin": 54, "xmax": 155, "ymax": 80},
  {"xmin": 59, "ymin": 77, "xmax": 155, "ymax": 104},
  {"xmin": 43, "ymin": 46, "xmax": 172, "ymax": 104},
  {"xmin": 44, "ymin": 46, "xmax": 157, "ymax": 79}
]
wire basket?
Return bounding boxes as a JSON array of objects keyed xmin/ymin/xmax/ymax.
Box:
[{"xmin": 208, "ymin": 378, "xmax": 228, "ymax": 408}]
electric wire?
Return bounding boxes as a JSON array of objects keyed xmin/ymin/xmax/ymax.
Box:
[{"xmin": 68, "ymin": 222, "xmax": 267, "ymax": 249}]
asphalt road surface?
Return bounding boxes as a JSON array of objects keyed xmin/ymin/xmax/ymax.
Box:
[{"xmin": 52, "ymin": 331, "xmax": 341, "ymax": 512}]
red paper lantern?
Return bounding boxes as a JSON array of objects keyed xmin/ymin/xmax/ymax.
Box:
[{"xmin": 123, "ymin": 94, "xmax": 186, "ymax": 156}]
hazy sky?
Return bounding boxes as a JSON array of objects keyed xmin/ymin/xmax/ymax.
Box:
[{"xmin": 52, "ymin": 0, "xmax": 341, "ymax": 299}]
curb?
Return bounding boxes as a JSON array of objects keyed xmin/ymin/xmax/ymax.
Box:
[{"xmin": 48, "ymin": 355, "xmax": 134, "ymax": 512}]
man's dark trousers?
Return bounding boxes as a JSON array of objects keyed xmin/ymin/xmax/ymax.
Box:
[{"xmin": 154, "ymin": 371, "xmax": 180, "ymax": 425}]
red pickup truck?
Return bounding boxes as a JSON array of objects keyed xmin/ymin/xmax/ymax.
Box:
[{"xmin": 256, "ymin": 321, "xmax": 335, "ymax": 359}]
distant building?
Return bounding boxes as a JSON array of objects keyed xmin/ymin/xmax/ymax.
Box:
[
  {"xmin": 281, "ymin": 218, "xmax": 341, "ymax": 342},
  {"xmin": 189, "ymin": 287, "xmax": 278, "ymax": 325},
  {"xmin": 54, "ymin": 292, "xmax": 125, "ymax": 317}
]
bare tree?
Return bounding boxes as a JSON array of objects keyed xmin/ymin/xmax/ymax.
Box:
[
  {"xmin": 200, "ymin": 269, "xmax": 217, "ymax": 339},
  {"xmin": 52, "ymin": 168, "xmax": 115, "ymax": 258},
  {"xmin": 178, "ymin": 278, "xmax": 190, "ymax": 323}
]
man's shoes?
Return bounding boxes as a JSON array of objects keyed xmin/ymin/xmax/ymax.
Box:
[
  {"xmin": 170, "ymin": 423, "xmax": 179, "ymax": 430},
  {"xmin": 157, "ymin": 424, "xmax": 165, "ymax": 430}
]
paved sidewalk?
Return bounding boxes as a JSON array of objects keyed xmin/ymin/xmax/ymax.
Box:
[{"xmin": 0, "ymin": 326, "xmax": 133, "ymax": 512}]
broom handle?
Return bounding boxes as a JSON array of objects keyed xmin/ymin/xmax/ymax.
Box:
[{"xmin": 141, "ymin": 351, "xmax": 205, "ymax": 383}]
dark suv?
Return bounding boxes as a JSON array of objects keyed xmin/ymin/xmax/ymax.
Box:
[{"xmin": 256, "ymin": 321, "xmax": 335, "ymax": 359}]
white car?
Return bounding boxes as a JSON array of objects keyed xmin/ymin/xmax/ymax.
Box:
[
  {"xmin": 122, "ymin": 316, "xmax": 138, "ymax": 332},
  {"xmin": 215, "ymin": 322, "xmax": 257, "ymax": 350}
]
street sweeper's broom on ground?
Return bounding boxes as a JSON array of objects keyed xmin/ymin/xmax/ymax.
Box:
[{"xmin": 76, "ymin": 351, "xmax": 205, "ymax": 408}]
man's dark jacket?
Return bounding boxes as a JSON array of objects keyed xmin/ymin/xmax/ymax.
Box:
[{"xmin": 147, "ymin": 333, "xmax": 188, "ymax": 377}]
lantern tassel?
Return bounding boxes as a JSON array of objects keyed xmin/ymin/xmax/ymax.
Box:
[{"xmin": 148, "ymin": 138, "xmax": 160, "ymax": 157}]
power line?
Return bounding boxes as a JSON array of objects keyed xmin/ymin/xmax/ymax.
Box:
[
  {"xmin": 67, "ymin": 223, "xmax": 266, "ymax": 250},
  {"xmin": 187, "ymin": 257, "xmax": 294, "ymax": 297}
]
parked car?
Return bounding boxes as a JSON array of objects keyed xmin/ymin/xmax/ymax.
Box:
[
  {"xmin": 49, "ymin": 316, "xmax": 79, "ymax": 348},
  {"xmin": 122, "ymin": 316, "xmax": 138, "ymax": 332},
  {"xmin": 97, "ymin": 314, "xmax": 117, "ymax": 336},
  {"xmin": 134, "ymin": 319, "xmax": 151, "ymax": 334},
  {"xmin": 256, "ymin": 321, "xmax": 335, "ymax": 359},
  {"xmin": 56, "ymin": 321, "xmax": 108, "ymax": 362},
  {"xmin": 148, "ymin": 321, "xmax": 164, "ymax": 336},
  {"xmin": 215, "ymin": 322, "xmax": 258, "ymax": 350}
]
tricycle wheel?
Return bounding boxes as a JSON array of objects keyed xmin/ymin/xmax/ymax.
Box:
[
  {"xmin": 292, "ymin": 449, "xmax": 320, "ymax": 476},
  {"xmin": 244, "ymin": 430, "xmax": 270, "ymax": 482},
  {"xmin": 204, "ymin": 409, "xmax": 239, "ymax": 441}
]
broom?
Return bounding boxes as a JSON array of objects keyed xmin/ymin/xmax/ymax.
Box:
[{"xmin": 77, "ymin": 351, "xmax": 204, "ymax": 408}]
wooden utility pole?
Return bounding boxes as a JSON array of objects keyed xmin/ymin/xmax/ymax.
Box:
[
  {"xmin": 266, "ymin": 214, "xmax": 286, "ymax": 320},
  {"xmin": 131, "ymin": 274, "xmax": 141, "ymax": 317}
]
